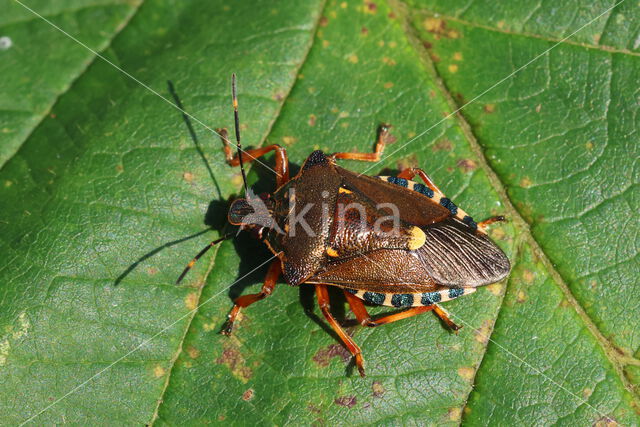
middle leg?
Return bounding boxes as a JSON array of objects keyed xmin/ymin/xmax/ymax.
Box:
[{"xmin": 221, "ymin": 260, "xmax": 282, "ymax": 335}]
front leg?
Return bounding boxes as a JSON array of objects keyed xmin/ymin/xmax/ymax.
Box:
[
  {"xmin": 217, "ymin": 128, "xmax": 290, "ymax": 187},
  {"xmin": 330, "ymin": 124, "xmax": 392, "ymax": 162}
]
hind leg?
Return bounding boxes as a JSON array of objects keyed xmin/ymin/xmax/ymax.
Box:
[{"xmin": 330, "ymin": 124, "xmax": 392, "ymax": 162}]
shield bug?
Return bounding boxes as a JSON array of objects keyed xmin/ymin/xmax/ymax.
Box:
[{"xmin": 177, "ymin": 75, "xmax": 510, "ymax": 376}]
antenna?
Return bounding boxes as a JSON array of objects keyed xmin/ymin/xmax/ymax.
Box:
[
  {"xmin": 175, "ymin": 234, "xmax": 231, "ymax": 284},
  {"xmin": 232, "ymin": 74, "xmax": 249, "ymax": 195}
]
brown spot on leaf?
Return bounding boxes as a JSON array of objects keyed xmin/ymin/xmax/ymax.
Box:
[
  {"xmin": 365, "ymin": 1, "xmax": 377, "ymax": 13},
  {"xmin": 458, "ymin": 366, "xmax": 475, "ymax": 380},
  {"xmin": 184, "ymin": 293, "xmax": 198, "ymax": 310},
  {"xmin": 313, "ymin": 343, "xmax": 351, "ymax": 367},
  {"xmin": 516, "ymin": 290, "xmax": 527, "ymax": 303},
  {"xmin": 520, "ymin": 176, "xmax": 533, "ymax": 188},
  {"xmin": 361, "ymin": 26, "xmax": 368, "ymax": 35},
  {"xmin": 216, "ymin": 342, "xmax": 253, "ymax": 383},
  {"xmin": 522, "ymin": 269, "xmax": 535, "ymax": 284},
  {"xmin": 486, "ymin": 282, "xmax": 503, "ymax": 296},
  {"xmin": 187, "ymin": 345, "xmax": 200, "ymax": 359},
  {"xmin": 535, "ymin": 104, "xmax": 542, "ymax": 113},
  {"xmin": 431, "ymin": 53, "xmax": 441, "ymax": 62},
  {"xmin": 432, "ymin": 139, "xmax": 453, "ymax": 152},
  {"xmin": 449, "ymin": 407, "xmax": 462, "ymax": 421},
  {"xmin": 335, "ymin": 395, "xmax": 357, "ymax": 408},
  {"xmin": 308, "ymin": 114, "xmax": 316, "ymax": 126},
  {"xmin": 307, "ymin": 404, "xmax": 322, "ymax": 414},
  {"xmin": 457, "ymin": 159, "xmax": 477, "ymax": 172},
  {"xmin": 319, "ymin": 16, "xmax": 328, "ymax": 26},
  {"xmin": 423, "ymin": 41, "xmax": 433, "ymax": 49},
  {"xmin": 372, "ymin": 381, "xmax": 385, "ymax": 397},
  {"xmin": 183, "ymin": 171, "xmax": 194, "ymax": 182},
  {"xmin": 147, "ymin": 267, "xmax": 159, "ymax": 275},
  {"xmin": 388, "ymin": 12, "xmax": 396, "ymax": 19},
  {"xmin": 154, "ymin": 365, "xmax": 166, "ymax": 378},
  {"xmin": 453, "ymin": 52, "xmax": 463, "ymax": 61},
  {"xmin": 484, "ymin": 104, "xmax": 496, "ymax": 113},
  {"xmin": 383, "ymin": 82, "xmax": 394, "ymax": 89},
  {"xmin": 242, "ymin": 388, "xmax": 254, "ymax": 401},
  {"xmin": 273, "ymin": 92, "xmax": 284, "ymax": 101},
  {"xmin": 282, "ymin": 136, "xmax": 297, "ymax": 146},
  {"xmin": 115, "ymin": 164, "xmax": 124, "ymax": 172},
  {"xmin": 593, "ymin": 416, "xmax": 618, "ymax": 427},
  {"xmin": 475, "ymin": 319, "xmax": 492, "ymax": 344}
]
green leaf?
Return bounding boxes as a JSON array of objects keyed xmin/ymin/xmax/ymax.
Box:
[{"xmin": 1, "ymin": 0, "xmax": 638, "ymax": 425}]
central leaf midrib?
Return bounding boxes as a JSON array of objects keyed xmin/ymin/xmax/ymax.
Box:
[
  {"xmin": 148, "ymin": 1, "xmax": 328, "ymax": 423},
  {"xmin": 399, "ymin": 2, "xmax": 640, "ymax": 410}
]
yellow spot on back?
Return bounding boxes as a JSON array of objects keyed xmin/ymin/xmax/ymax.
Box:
[
  {"xmin": 338, "ymin": 187, "xmax": 353, "ymax": 194},
  {"xmin": 154, "ymin": 365, "xmax": 166, "ymax": 378},
  {"xmin": 407, "ymin": 226, "xmax": 426, "ymax": 251},
  {"xmin": 185, "ymin": 293, "xmax": 198, "ymax": 311},
  {"xmin": 448, "ymin": 64, "xmax": 459, "ymax": 73},
  {"xmin": 326, "ymin": 247, "xmax": 339, "ymax": 257},
  {"xmin": 453, "ymin": 52, "xmax": 463, "ymax": 61},
  {"xmin": 457, "ymin": 366, "xmax": 475, "ymax": 380}
]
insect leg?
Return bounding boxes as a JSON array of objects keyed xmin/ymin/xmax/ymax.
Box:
[
  {"xmin": 344, "ymin": 290, "xmax": 434, "ymax": 327},
  {"xmin": 396, "ymin": 168, "xmax": 443, "ymax": 196},
  {"xmin": 330, "ymin": 124, "xmax": 391, "ymax": 162},
  {"xmin": 477, "ymin": 215, "xmax": 506, "ymax": 232},
  {"xmin": 221, "ymin": 260, "xmax": 282, "ymax": 335},
  {"xmin": 316, "ymin": 284, "xmax": 366, "ymax": 377},
  {"xmin": 432, "ymin": 304, "xmax": 462, "ymax": 332},
  {"xmin": 217, "ymin": 128, "xmax": 290, "ymax": 187}
]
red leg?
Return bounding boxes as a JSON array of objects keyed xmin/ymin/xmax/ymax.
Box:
[
  {"xmin": 217, "ymin": 128, "xmax": 290, "ymax": 187},
  {"xmin": 397, "ymin": 167, "xmax": 443, "ymax": 196},
  {"xmin": 221, "ymin": 260, "xmax": 282, "ymax": 335},
  {"xmin": 477, "ymin": 215, "xmax": 506, "ymax": 232},
  {"xmin": 316, "ymin": 284, "xmax": 366, "ymax": 377},
  {"xmin": 330, "ymin": 124, "xmax": 392, "ymax": 162}
]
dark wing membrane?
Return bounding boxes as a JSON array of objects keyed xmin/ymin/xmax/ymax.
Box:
[{"xmin": 417, "ymin": 217, "xmax": 510, "ymax": 287}]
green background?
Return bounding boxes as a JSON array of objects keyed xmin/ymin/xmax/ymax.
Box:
[{"xmin": 0, "ymin": 0, "xmax": 638, "ymax": 424}]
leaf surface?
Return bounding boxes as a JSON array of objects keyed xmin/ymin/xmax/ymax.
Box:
[{"xmin": 0, "ymin": 0, "xmax": 638, "ymax": 425}]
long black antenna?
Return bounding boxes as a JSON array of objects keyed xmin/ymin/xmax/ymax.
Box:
[
  {"xmin": 232, "ymin": 74, "xmax": 249, "ymax": 195},
  {"xmin": 175, "ymin": 234, "xmax": 231, "ymax": 284}
]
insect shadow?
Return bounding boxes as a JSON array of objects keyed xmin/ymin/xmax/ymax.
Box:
[{"xmin": 115, "ymin": 82, "xmax": 229, "ymax": 286}]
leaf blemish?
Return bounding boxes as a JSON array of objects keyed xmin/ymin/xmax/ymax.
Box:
[
  {"xmin": 458, "ymin": 366, "xmax": 474, "ymax": 380},
  {"xmin": 372, "ymin": 381, "xmax": 385, "ymax": 397},
  {"xmin": 154, "ymin": 365, "xmax": 166, "ymax": 378},
  {"xmin": 484, "ymin": 104, "xmax": 496, "ymax": 113},
  {"xmin": 185, "ymin": 293, "xmax": 198, "ymax": 310},
  {"xmin": 457, "ymin": 159, "xmax": 477, "ymax": 172},
  {"xmin": 0, "ymin": 36, "xmax": 12, "ymax": 50},
  {"xmin": 313, "ymin": 343, "xmax": 350, "ymax": 367},
  {"xmin": 242, "ymin": 388, "xmax": 254, "ymax": 401},
  {"xmin": 186, "ymin": 345, "xmax": 200, "ymax": 359},
  {"xmin": 216, "ymin": 342, "xmax": 253, "ymax": 383},
  {"xmin": 335, "ymin": 395, "xmax": 357, "ymax": 408}
]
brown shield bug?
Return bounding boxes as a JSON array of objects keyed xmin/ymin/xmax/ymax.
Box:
[{"xmin": 177, "ymin": 75, "xmax": 510, "ymax": 376}]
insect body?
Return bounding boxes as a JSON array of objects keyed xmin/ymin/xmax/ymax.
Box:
[{"xmin": 178, "ymin": 76, "xmax": 510, "ymax": 376}]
